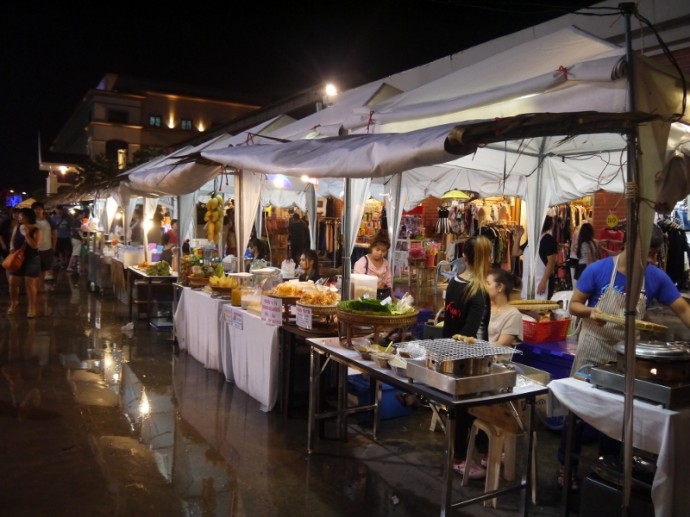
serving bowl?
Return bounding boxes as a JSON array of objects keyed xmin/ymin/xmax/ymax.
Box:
[{"xmin": 371, "ymin": 352, "xmax": 395, "ymax": 368}]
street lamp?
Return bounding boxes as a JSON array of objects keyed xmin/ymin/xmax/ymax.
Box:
[{"xmin": 316, "ymin": 82, "xmax": 338, "ymax": 112}]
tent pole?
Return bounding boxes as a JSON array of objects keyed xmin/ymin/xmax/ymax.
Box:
[
  {"xmin": 622, "ymin": 3, "xmax": 638, "ymax": 515},
  {"xmin": 342, "ymin": 179, "xmax": 352, "ymax": 300}
]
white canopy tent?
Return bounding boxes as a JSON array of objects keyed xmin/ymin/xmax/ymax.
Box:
[
  {"xmin": 200, "ymin": 26, "xmax": 689, "ymax": 297},
  {"xmin": 198, "ymin": 23, "xmax": 688, "ymax": 515}
]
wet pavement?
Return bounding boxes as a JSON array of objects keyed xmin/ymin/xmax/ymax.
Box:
[{"xmin": 0, "ymin": 267, "xmax": 601, "ymax": 516}]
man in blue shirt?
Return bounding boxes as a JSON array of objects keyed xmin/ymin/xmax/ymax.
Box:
[{"xmin": 557, "ymin": 224, "xmax": 690, "ymax": 491}]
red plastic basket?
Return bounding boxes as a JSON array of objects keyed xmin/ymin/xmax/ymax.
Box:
[{"xmin": 523, "ymin": 318, "xmax": 571, "ymax": 343}]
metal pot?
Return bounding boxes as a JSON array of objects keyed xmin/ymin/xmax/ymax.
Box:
[
  {"xmin": 614, "ymin": 340, "xmax": 690, "ymax": 382},
  {"xmin": 426, "ymin": 355, "xmax": 493, "ymax": 376}
]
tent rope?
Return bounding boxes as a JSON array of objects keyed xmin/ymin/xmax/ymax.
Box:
[
  {"xmin": 557, "ymin": 65, "xmax": 569, "ymax": 81},
  {"xmin": 366, "ymin": 111, "xmax": 375, "ymax": 133}
]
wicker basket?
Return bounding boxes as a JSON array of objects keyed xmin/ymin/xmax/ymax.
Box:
[
  {"xmin": 188, "ymin": 276, "xmax": 209, "ymax": 288},
  {"xmin": 336, "ymin": 308, "xmax": 419, "ymax": 348},
  {"xmin": 296, "ymin": 302, "xmax": 337, "ymax": 316},
  {"xmin": 523, "ymin": 318, "xmax": 571, "ymax": 343},
  {"xmin": 210, "ymin": 286, "xmax": 233, "ymax": 297}
]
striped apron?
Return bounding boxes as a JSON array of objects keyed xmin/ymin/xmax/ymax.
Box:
[{"xmin": 570, "ymin": 255, "xmax": 646, "ymax": 375}]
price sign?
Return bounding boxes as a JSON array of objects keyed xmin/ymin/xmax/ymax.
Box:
[
  {"xmin": 606, "ymin": 213, "xmax": 619, "ymax": 228},
  {"xmin": 231, "ymin": 307, "xmax": 244, "ymax": 329},
  {"xmin": 261, "ymin": 296, "xmax": 282, "ymax": 326},
  {"xmin": 296, "ymin": 305, "xmax": 312, "ymax": 329}
]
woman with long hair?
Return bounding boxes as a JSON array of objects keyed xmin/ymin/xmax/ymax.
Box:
[
  {"xmin": 442, "ymin": 235, "xmax": 493, "ymax": 480},
  {"xmin": 574, "ymin": 222, "xmax": 597, "ymax": 282},
  {"xmin": 487, "ymin": 268, "xmax": 523, "ymax": 347},
  {"xmin": 298, "ymin": 249, "xmax": 320, "ymax": 282},
  {"xmin": 442, "ymin": 235, "xmax": 492, "ymax": 339},
  {"xmin": 7, "ymin": 207, "xmax": 42, "ymax": 318}
]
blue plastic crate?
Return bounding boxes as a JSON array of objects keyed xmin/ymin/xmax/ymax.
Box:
[
  {"xmin": 347, "ymin": 374, "xmax": 411, "ymax": 422},
  {"xmin": 514, "ymin": 341, "xmax": 574, "ymax": 380},
  {"xmin": 414, "ymin": 308, "xmax": 435, "ymax": 338}
]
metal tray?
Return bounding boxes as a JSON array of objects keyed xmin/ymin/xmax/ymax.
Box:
[{"xmin": 406, "ymin": 359, "xmax": 516, "ymax": 398}]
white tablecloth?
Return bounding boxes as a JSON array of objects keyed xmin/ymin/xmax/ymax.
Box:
[
  {"xmin": 174, "ymin": 288, "xmax": 229, "ymax": 372},
  {"xmin": 221, "ymin": 305, "xmax": 279, "ymax": 412},
  {"xmin": 549, "ymin": 377, "xmax": 690, "ymax": 517}
]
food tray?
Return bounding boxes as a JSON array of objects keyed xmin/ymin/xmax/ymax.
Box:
[
  {"xmin": 523, "ymin": 318, "xmax": 571, "ymax": 342},
  {"xmin": 210, "ymin": 286, "xmax": 233, "ymax": 294},
  {"xmin": 510, "ymin": 302, "xmax": 560, "ymax": 311},
  {"xmin": 596, "ymin": 312, "xmax": 668, "ymax": 333},
  {"xmin": 210, "ymin": 286, "xmax": 233, "ymax": 297},
  {"xmin": 296, "ymin": 301, "xmax": 337, "ymax": 316},
  {"xmin": 187, "ymin": 276, "xmax": 209, "ymax": 287},
  {"xmin": 268, "ymin": 293, "xmax": 301, "ymax": 302},
  {"xmin": 407, "ymin": 359, "xmax": 517, "ymax": 397}
]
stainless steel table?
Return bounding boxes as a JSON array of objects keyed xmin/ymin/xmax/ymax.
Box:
[
  {"xmin": 127, "ymin": 266, "xmax": 178, "ymax": 328},
  {"xmin": 306, "ymin": 336, "xmax": 548, "ymax": 516}
]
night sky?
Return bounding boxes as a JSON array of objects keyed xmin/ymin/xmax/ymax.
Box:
[{"xmin": 0, "ymin": 1, "xmax": 598, "ymax": 195}]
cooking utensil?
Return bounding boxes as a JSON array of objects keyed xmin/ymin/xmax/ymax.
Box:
[
  {"xmin": 420, "ymin": 338, "xmax": 516, "ymax": 377},
  {"xmin": 614, "ymin": 340, "xmax": 690, "ymax": 382}
]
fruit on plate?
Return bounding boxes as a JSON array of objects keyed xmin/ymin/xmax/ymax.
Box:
[{"xmin": 209, "ymin": 275, "xmax": 239, "ymax": 289}]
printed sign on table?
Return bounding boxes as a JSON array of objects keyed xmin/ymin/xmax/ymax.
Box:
[
  {"xmin": 231, "ymin": 307, "xmax": 243, "ymax": 330},
  {"xmin": 261, "ymin": 296, "xmax": 282, "ymax": 326},
  {"xmin": 295, "ymin": 304, "xmax": 312, "ymax": 329}
]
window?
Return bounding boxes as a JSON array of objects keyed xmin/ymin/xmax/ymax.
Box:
[
  {"xmin": 149, "ymin": 115, "xmax": 162, "ymax": 127},
  {"xmin": 117, "ymin": 149, "xmax": 127, "ymax": 170},
  {"xmin": 106, "ymin": 140, "xmax": 128, "ymax": 168},
  {"xmin": 107, "ymin": 109, "xmax": 129, "ymax": 124},
  {"xmin": 181, "ymin": 118, "xmax": 193, "ymax": 130}
]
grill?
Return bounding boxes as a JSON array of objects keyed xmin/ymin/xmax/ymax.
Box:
[
  {"xmin": 414, "ymin": 338, "xmax": 519, "ymax": 361},
  {"xmin": 403, "ymin": 338, "xmax": 521, "ymax": 397}
]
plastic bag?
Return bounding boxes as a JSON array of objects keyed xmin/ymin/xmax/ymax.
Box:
[{"xmin": 281, "ymin": 258, "xmax": 296, "ymax": 277}]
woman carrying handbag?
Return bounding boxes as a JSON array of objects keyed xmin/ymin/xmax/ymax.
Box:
[{"xmin": 7, "ymin": 207, "xmax": 42, "ymax": 317}]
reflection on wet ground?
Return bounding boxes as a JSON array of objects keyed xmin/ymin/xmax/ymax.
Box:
[{"xmin": 0, "ymin": 269, "xmax": 596, "ymax": 516}]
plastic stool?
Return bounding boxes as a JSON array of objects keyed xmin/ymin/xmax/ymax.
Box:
[
  {"xmin": 462, "ymin": 418, "xmax": 538, "ymax": 508},
  {"xmin": 428, "ymin": 403, "xmax": 446, "ymax": 433}
]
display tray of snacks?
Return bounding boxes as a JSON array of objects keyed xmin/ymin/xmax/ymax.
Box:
[
  {"xmin": 296, "ymin": 301, "xmax": 337, "ymax": 316},
  {"xmin": 595, "ymin": 312, "xmax": 668, "ymax": 333},
  {"xmin": 509, "ymin": 300, "xmax": 560, "ymax": 311},
  {"xmin": 268, "ymin": 282, "xmax": 304, "ymax": 301},
  {"xmin": 267, "ymin": 293, "xmax": 301, "ymax": 302}
]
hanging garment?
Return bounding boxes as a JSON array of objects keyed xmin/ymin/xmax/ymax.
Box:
[{"xmin": 435, "ymin": 206, "xmax": 451, "ymax": 234}]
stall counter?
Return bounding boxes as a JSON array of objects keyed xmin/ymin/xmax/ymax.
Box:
[
  {"xmin": 549, "ymin": 377, "xmax": 690, "ymax": 517},
  {"xmin": 221, "ymin": 305, "xmax": 280, "ymax": 412},
  {"xmin": 174, "ymin": 287, "xmax": 228, "ymax": 371}
]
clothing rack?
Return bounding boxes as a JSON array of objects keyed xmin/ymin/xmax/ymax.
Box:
[{"xmin": 316, "ymin": 217, "xmax": 342, "ymax": 267}]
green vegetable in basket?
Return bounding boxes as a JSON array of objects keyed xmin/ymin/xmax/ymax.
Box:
[
  {"xmin": 389, "ymin": 300, "xmax": 416, "ymax": 315},
  {"xmin": 338, "ymin": 299, "xmax": 392, "ymax": 314}
]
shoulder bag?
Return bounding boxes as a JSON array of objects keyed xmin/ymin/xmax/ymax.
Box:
[{"xmin": 2, "ymin": 243, "xmax": 26, "ymax": 271}]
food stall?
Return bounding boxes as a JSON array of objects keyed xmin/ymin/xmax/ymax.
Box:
[{"xmin": 305, "ymin": 334, "xmax": 548, "ymax": 515}]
